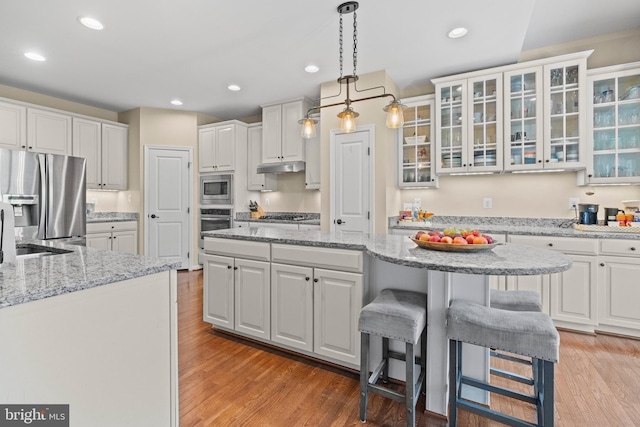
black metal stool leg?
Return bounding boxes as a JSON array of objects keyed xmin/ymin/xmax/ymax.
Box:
[
  {"xmin": 543, "ymin": 361, "xmax": 555, "ymax": 427},
  {"xmin": 406, "ymin": 342, "xmax": 415, "ymax": 427},
  {"xmin": 449, "ymin": 339, "xmax": 459, "ymax": 427},
  {"xmin": 360, "ymin": 332, "xmax": 369, "ymax": 423},
  {"xmin": 382, "ymin": 337, "xmax": 389, "ymax": 383}
]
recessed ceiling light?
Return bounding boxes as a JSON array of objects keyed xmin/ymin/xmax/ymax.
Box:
[
  {"xmin": 24, "ymin": 52, "xmax": 46, "ymax": 62},
  {"xmin": 304, "ymin": 65, "xmax": 319, "ymax": 73},
  {"xmin": 447, "ymin": 27, "xmax": 468, "ymax": 39},
  {"xmin": 78, "ymin": 16, "xmax": 104, "ymax": 30},
  {"xmin": 228, "ymin": 84, "xmax": 241, "ymax": 91},
  {"xmin": 170, "ymin": 99, "xmax": 183, "ymax": 106}
]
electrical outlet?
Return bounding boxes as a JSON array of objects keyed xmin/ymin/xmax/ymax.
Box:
[
  {"xmin": 264, "ymin": 198, "xmax": 270, "ymax": 207},
  {"xmin": 483, "ymin": 198, "xmax": 492, "ymax": 209},
  {"xmin": 569, "ymin": 198, "xmax": 580, "ymax": 210}
]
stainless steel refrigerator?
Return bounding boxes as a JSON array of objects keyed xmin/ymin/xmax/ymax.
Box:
[{"xmin": 0, "ymin": 148, "xmax": 86, "ymax": 242}]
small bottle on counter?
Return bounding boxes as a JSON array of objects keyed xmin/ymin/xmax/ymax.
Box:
[
  {"xmin": 616, "ymin": 211, "xmax": 627, "ymax": 226},
  {"xmin": 634, "ymin": 210, "xmax": 640, "ymax": 223}
]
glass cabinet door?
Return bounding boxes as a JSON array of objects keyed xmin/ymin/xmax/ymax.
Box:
[
  {"xmin": 398, "ymin": 96, "xmax": 437, "ymax": 187},
  {"xmin": 544, "ymin": 59, "xmax": 587, "ymax": 168},
  {"xmin": 435, "ymin": 81, "xmax": 466, "ymax": 173},
  {"xmin": 467, "ymin": 74, "xmax": 503, "ymax": 172},
  {"xmin": 503, "ymin": 67, "xmax": 544, "ymax": 171},
  {"xmin": 587, "ymin": 67, "xmax": 640, "ymax": 183}
]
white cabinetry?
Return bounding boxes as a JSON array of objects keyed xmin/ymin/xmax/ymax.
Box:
[
  {"xmin": 199, "ymin": 121, "xmax": 245, "ymax": 172},
  {"xmin": 27, "ymin": 108, "xmax": 72, "ymax": 155},
  {"xmin": 305, "ymin": 115, "xmax": 321, "ymax": 190},
  {"xmin": 597, "ymin": 239, "xmax": 640, "ymax": 337},
  {"xmin": 261, "ymin": 98, "xmax": 313, "ymax": 164},
  {"xmin": 202, "ymin": 239, "xmax": 272, "ymax": 339},
  {"xmin": 86, "ymin": 221, "xmax": 137, "ymax": 254},
  {"xmin": 398, "ymin": 95, "xmax": 437, "ymax": 187},
  {"xmin": 73, "ymin": 118, "xmax": 128, "ymax": 190},
  {"xmin": 0, "ymin": 100, "xmax": 26, "ymax": 150},
  {"xmin": 580, "ymin": 62, "xmax": 640, "ymax": 185},
  {"xmin": 247, "ymin": 123, "xmax": 277, "ymax": 191}
]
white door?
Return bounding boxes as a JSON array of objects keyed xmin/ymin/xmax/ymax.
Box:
[
  {"xmin": 145, "ymin": 147, "xmax": 192, "ymax": 269},
  {"xmin": 331, "ymin": 127, "xmax": 372, "ymax": 235}
]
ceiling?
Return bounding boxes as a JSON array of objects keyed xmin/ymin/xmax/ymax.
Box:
[{"xmin": 1, "ymin": 0, "xmax": 639, "ymax": 120}]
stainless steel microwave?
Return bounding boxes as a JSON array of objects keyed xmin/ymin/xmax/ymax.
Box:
[{"xmin": 200, "ymin": 174, "xmax": 233, "ymax": 205}]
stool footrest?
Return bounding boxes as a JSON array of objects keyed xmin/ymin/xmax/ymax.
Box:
[
  {"xmin": 388, "ymin": 349, "xmax": 423, "ymax": 366},
  {"xmin": 490, "ymin": 368, "xmax": 535, "ymax": 386},
  {"xmin": 461, "ymin": 375, "xmax": 537, "ymax": 405},
  {"xmin": 369, "ymin": 359, "xmax": 387, "ymax": 385},
  {"xmin": 491, "ymin": 351, "xmax": 533, "ymax": 366},
  {"xmin": 458, "ymin": 399, "xmax": 538, "ymax": 427},
  {"xmin": 368, "ymin": 383, "xmax": 405, "ymax": 403}
]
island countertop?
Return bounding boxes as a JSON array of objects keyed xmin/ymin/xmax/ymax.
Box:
[
  {"xmin": 203, "ymin": 228, "xmax": 572, "ymax": 276},
  {"xmin": 0, "ymin": 241, "xmax": 180, "ymax": 309}
]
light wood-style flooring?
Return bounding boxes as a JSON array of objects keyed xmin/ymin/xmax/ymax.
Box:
[{"xmin": 178, "ymin": 270, "xmax": 640, "ymax": 426}]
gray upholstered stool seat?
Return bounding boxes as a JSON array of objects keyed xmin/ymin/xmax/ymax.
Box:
[
  {"xmin": 447, "ymin": 300, "xmax": 559, "ymax": 427},
  {"xmin": 490, "ymin": 289, "xmax": 543, "ymax": 312},
  {"xmin": 359, "ymin": 289, "xmax": 427, "ymax": 427}
]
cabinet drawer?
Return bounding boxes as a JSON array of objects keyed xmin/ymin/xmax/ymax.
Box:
[
  {"xmin": 508, "ymin": 235, "xmax": 597, "ymax": 255},
  {"xmin": 87, "ymin": 220, "xmax": 137, "ymax": 234},
  {"xmin": 271, "ymin": 244, "xmax": 363, "ymax": 273},
  {"xmin": 205, "ymin": 237, "xmax": 270, "ymax": 261},
  {"xmin": 600, "ymin": 239, "xmax": 640, "ymax": 258}
]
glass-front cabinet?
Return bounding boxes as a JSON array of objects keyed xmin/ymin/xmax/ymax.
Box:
[
  {"xmin": 398, "ymin": 95, "xmax": 437, "ymax": 187},
  {"xmin": 543, "ymin": 58, "xmax": 587, "ymax": 169},
  {"xmin": 503, "ymin": 67, "xmax": 544, "ymax": 171},
  {"xmin": 582, "ymin": 62, "xmax": 640, "ymax": 184},
  {"xmin": 434, "ymin": 74, "xmax": 503, "ymax": 174}
]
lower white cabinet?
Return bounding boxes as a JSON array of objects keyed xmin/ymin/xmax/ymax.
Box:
[
  {"xmin": 202, "ymin": 253, "xmax": 271, "ymax": 339},
  {"xmin": 549, "ymin": 254, "xmax": 598, "ymax": 327},
  {"xmin": 271, "ymin": 263, "xmax": 314, "ymax": 351},
  {"xmin": 86, "ymin": 221, "xmax": 137, "ymax": 254}
]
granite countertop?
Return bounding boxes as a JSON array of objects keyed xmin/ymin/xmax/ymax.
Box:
[
  {"xmin": 203, "ymin": 228, "xmax": 572, "ymax": 276},
  {"xmin": 389, "ymin": 216, "xmax": 640, "ymax": 241},
  {"xmin": 86, "ymin": 212, "xmax": 139, "ymax": 223},
  {"xmin": 0, "ymin": 240, "xmax": 180, "ymax": 309},
  {"xmin": 235, "ymin": 212, "xmax": 320, "ymax": 226}
]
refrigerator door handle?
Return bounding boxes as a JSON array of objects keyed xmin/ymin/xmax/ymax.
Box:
[{"xmin": 37, "ymin": 153, "xmax": 47, "ymax": 240}]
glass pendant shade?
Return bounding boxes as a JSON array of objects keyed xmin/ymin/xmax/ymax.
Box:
[
  {"xmin": 299, "ymin": 117, "xmax": 317, "ymax": 139},
  {"xmin": 384, "ymin": 101, "xmax": 405, "ymax": 129},
  {"xmin": 337, "ymin": 107, "xmax": 359, "ymax": 133}
]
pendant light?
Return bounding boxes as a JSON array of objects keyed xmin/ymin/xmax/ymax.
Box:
[{"xmin": 299, "ymin": 1, "xmax": 405, "ymax": 137}]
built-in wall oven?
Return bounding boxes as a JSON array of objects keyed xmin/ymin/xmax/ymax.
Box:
[
  {"xmin": 199, "ymin": 206, "xmax": 233, "ymax": 264},
  {"xmin": 200, "ymin": 174, "xmax": 233, "ymax": 205}
]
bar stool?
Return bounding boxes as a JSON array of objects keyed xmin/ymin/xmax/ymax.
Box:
[
  {"xmin": 359, "ymin": 289, "xmax": 427, "ymax": 427},
  {"xmin": 447, "ymin": 299, "xmax": 559, "ymax": 427},
  {"xmin": 490, "ymin": 289, "xmax": 542, "ymax": 386}
]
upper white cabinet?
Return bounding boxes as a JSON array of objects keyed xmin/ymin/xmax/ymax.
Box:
[
  {"xmin": 305, "ymin": 115, "xmax": 321, "ymax": 190},
  {"xmin": 73, "ymin": 118, "xmax": 128, "ymax": 190},
  {"xmin": 247, "ymin": 123, "xmax": 277, "ymax": 191},
  {"xmin": 433, "ymin": 50, "xmax": 592, "ymax": 175},
  {"xmin": 398, "ymin": 95, "xmax": 438, "ymax": 187},
  {"xmin": 27, "ymin": 108, "xmax": 72, "ymax": 155},
  {"xmin": 0, "ymin": 100, "xmax": 26, "ymax": 150},
  {"xmin": 199, "ymin": 121, "xmax": 245, "ymax": 172},
  {"xmin": 261, "ymin": 98, "xmax": 313, "ymax": 164},
  {"xmin": 579, "ymin": 61, "xmax": 640, "ymax": 185},
  {"xmin": 434, "ymin": 74, "xmax": 503, "ymax": 174}
]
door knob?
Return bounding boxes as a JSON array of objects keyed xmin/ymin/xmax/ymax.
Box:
[
  {"xmin": 336, "ymin": 219, "xmax": 346, "ymax": 225},
  {"xmin": 150, "ymin": 214, "xmax": 159, "ymax": 219}
]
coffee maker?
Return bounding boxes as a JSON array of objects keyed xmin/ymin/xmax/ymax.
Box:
[{"xmin": 578, "ymin": 204, "xmax": 599, "ymax": 225}]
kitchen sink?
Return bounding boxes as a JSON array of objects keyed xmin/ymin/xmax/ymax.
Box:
[{"xmin": 15, "ymin": 244, "xmax": 73, "ymax": 260}]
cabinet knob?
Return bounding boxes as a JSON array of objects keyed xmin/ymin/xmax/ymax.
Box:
[
  {"xmin": 234, "ymin": 267, "xmax": 238, "ymax": 270},
  {"xmin": 28, "ymin": 146, "xmax": 33, "ymax": 149},
  {"xmin": 113, "ymin": 236, "xmax": 116, "ymax": 239},
  {"xmin": 545, "ymin": 159, "xmax": 550, "ymax": 163},
  {"xmin": 21, "ymin": 145, "xmax": 26, "ymax": 148},
  {"xmin": 631, "ymin": 247, "xmax": 637, "ymax": 251},
  {"xmin": 314, "ymin": 278, "xmax": 318, "ymax": 283},
  {"xmin": 538, "ymin": 160, "xmax": 542, "ymax": 163},
  {"xmin": 548, "ymin": 243, "xmax": 553, "ymax": 247},
  {"xmin": 305, "ymin": 277, "xmax": 310, "ymax": 281},
  {"xmin": 600, "ymin": 263, "xmax": 605, "ymax": 267},
  {"xmin": 227, "ymin": 265, "xmax": 232, "ymax": 269},
  {"xmin": 431, "ymin": 178, "xmax": 435, "ymax": 182},
  {"xmin": 588, "ymin": 174, "xmax": 593, "ymax": 178},
  {"xmin": 463, "ymin": 164, "xmax": 467, "ymax": 167}
]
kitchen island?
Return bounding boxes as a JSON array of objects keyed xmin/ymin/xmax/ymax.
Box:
[
  {"xmin": 0, "ymin": 241, "xmax": 180, "ymax": 427},
  {"xmin": 202, "ymin": 228, "xmax": 571, "ymax": 416}
]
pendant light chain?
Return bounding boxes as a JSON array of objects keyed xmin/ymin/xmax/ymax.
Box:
[
  {"xmin": 352, "ymin": 10, "xmax": 357, "ymax": 77},
  {"xmin": 339, "ymin": 12, "xmax": 344, "ymax": 79}
]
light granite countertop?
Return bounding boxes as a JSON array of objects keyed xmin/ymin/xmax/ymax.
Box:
[
  {"xmin": 235, "ymin": 212, "xmax": 320, "ymax": 226},
  {"xmin": 389, "ymin": 216, "xmax": 640, "ymax": 240},
  {"xmin": 86, "ymin": 212, "xmax": 139, "ymax": 223},
  {"xmin": 0, "ymin": 240, "xmax": 180, "ymax": 309},
  {"xmin": 203, "ymin": 228, "xmax": 572, "ymax": 276}
]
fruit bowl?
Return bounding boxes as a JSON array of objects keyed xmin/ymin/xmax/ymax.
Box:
[{"xmin": 409, "ymin": 237, "xmax": 500, "ymax": 252}]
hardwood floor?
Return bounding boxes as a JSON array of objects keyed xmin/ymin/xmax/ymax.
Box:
[{"xmin": 178, "ymin": 270, "xmax": 640, "ymax": 426}]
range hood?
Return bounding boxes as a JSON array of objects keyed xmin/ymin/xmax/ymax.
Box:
[{"xmin": 256, "ymin": 161, "xmax": 305, "ymax": 174}]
